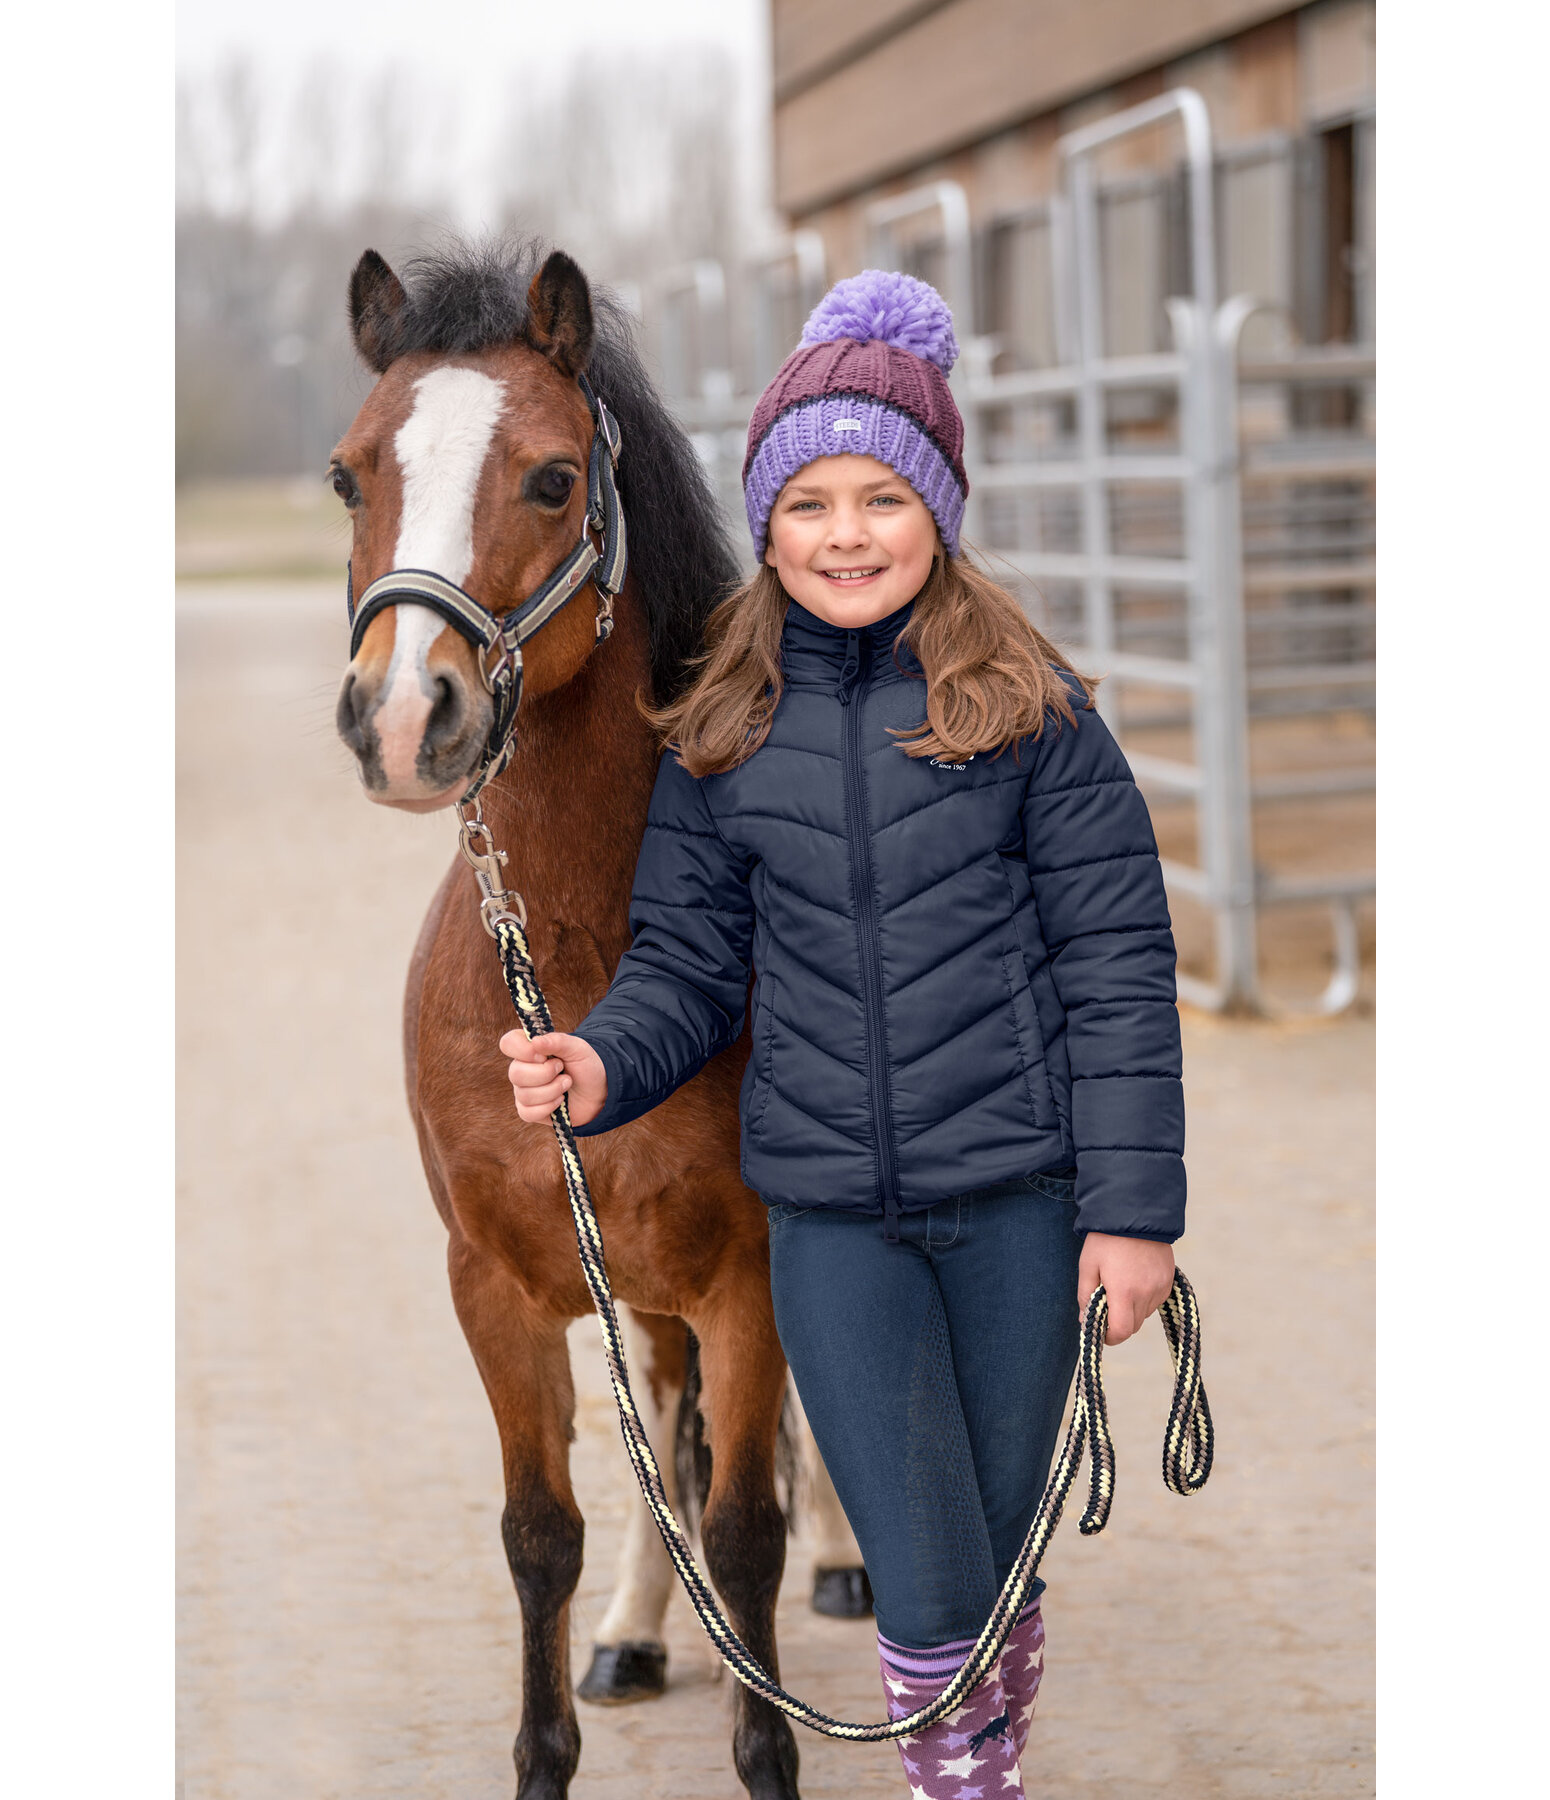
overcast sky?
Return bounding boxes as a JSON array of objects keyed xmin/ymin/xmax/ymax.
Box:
[
  {"xmin": 177, "ymin": 0, "xmax": 772, "ymax": 225},
  {"xmin": 176, "ymin": 0, "xmax": 764, "ymax": 66}
]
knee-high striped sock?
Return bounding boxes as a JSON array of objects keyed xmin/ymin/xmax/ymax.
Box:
[{"xmin": 877, "ymin": 1628, "xmax": 1025, "ymax": 1799}]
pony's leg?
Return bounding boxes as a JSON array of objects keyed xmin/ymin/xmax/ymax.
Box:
[
  {"xmin": 576, "ymin": 1308, "xmax": 685, "ymax": 1704},
  {"xmin": 449, "ymin": 1237, "xmax": 584, "ymax": 1800},
  {"xmin": 787, "ymin": 1380, "xmax": 872, "ymax": 1618},
  {"xmin": 692, "ymin": 1274, "xmax": 802, "ymax": 1800}
]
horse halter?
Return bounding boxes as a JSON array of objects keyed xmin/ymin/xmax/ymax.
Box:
[{"xmin": 344, "ymin": 371, "xmax": 628, "ymax": 809}]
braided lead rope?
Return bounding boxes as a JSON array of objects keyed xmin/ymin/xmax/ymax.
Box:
[{"xmin": 493, "ymin": 913, "xmax": 1212, "ymax": 1741}]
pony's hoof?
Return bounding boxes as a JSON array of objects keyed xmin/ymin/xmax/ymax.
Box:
[
  {"xmin": 811, "ymin": 1566, "xmax": 873, "ymax": 1618},
  {"xmin": 576, "ymin": 1640, "xmax": 668, "ymax": 1704}
]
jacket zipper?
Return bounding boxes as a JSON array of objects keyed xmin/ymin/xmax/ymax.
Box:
[{"xmin": 838, "ymin": 631, "xmax": 904, "ymax": 1240}]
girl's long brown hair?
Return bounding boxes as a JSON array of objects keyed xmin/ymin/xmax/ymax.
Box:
[{"xmin": 640, "ymin": 551, "xmax": 1095, "ymax": 775}]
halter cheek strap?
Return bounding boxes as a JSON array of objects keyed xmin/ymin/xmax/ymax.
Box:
[{"xmin": 344, "ymin": 373, "xmax": 628, "ymax": 802}]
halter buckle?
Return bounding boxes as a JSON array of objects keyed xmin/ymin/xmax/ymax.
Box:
[
  {"xmin": 480, "ymin": 635, "xmax": 517, "ymax": 694},
  {"xmin": 592, "ymin": 391, "xmax": 622, "ymax": 465}
]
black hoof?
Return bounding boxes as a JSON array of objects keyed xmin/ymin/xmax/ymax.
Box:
[
  {"xmin": 811, "ymin": 1566, "xmax": 873, "ymax": 1618},
  {"xmin": 576, "ymin": 1640, "xmax": 668, "ymax": 1705}
]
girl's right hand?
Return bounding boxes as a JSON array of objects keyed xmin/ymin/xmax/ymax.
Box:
[{"xmin": 500, "ymin": 1029, "xmax": 608, "ymax": 1127}]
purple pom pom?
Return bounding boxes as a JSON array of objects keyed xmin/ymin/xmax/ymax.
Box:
[{"xmin": 799, "ymin": 270, "xmax": 959, "ymax": 374}]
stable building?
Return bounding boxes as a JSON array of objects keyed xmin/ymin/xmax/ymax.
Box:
[{"xmin": 770, "ymin": 0, "xmax": 1374, "ymax": 360}]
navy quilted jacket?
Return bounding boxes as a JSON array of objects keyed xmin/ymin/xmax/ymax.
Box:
[{"xmin": 572, "ymin": 595, "xmax": 1186, "ymax": 1242}]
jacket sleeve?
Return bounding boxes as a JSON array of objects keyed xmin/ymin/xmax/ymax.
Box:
[
  {"xmin": 1022, "ymin": 692, "xmax": 1186, "ymax": 1241},
  {"xmin": 569, "ymin": 751, "xmax": 755, "ymax": 1138}
]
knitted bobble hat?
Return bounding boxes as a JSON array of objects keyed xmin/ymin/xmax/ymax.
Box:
[{"xmin": 742, "ymin": 269, "xmax": 968, "ymax": 559}]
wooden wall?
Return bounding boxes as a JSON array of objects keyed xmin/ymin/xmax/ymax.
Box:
[
  {"xmin": 770, "ymin": 0, "xmax": 1310, "ymax": 215},
  {"xmin": 771, "ymin": 0, "xmax": 1375, "ymax": 296}
]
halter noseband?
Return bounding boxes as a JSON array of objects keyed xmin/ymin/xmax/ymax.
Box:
[{"xmin": 345, "ymin": 372, "xmax": 628, "ymax": 803}]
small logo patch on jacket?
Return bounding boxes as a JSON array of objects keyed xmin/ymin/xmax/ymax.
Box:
[{"xmin": 929, "ymin": 753, "xmax": 975, "ymax": 770}]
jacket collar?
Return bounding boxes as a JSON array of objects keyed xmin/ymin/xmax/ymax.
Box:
[{"xmin": 780, "ymin": 594, "xmax": 922, "ymax": 690}]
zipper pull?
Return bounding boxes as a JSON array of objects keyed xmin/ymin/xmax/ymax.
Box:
[{"xmin": 836, "ymin": 630, "xmax": 865, "ymax": 704}]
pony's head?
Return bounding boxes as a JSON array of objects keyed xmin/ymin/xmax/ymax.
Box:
[{"xmin": 333, "ymin": 246, "xmax": 615, "ymax": 810}]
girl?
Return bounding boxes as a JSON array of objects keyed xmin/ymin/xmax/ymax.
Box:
[{"xmin": 503, "ymin": 272, "xmax": 1183, "ymax": 1798}]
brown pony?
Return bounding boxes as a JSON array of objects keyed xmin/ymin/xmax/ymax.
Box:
[{"xmin": 332, "ymin": 241, "xmax": 800, "ymax": 1800}]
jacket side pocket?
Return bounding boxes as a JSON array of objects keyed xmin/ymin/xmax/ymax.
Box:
[
  {"xmin": 1002, "ymin": 950, "xmax": 1058, "ymax": 1131},
  {"xmin": 750, "ymin": 974, "xmax": 777, "ymax": 1139}
]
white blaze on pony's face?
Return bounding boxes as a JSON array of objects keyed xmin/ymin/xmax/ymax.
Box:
[
  {"xmin": 393, "ymin": 366, "xmax": 507, "ymax": 582},
  {"xmin": 369, "ymin": 367, "xmax": 507, "ymax": 796}
]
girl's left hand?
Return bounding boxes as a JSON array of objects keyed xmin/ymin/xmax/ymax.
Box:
[{"xmin": 1078, "ymin": 1232, "xmax": 1176, "ymax": 1346}]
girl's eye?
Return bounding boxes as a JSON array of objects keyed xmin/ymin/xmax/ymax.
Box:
[
  {"xmin": 330, "ymin": 466, "xmax": 360, "ymax": 508},
  {"xmin": 531, "ymin": 465, "xmax": 577, "ymax": 508},
  {"xmin": 870, "ymin": 494, "xmax": 903, "ymax": 507}
]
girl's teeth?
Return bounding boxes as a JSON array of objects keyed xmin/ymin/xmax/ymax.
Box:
[{"xmin": 826, "ymin": 569, "xmax": 880, "ymax": 580}]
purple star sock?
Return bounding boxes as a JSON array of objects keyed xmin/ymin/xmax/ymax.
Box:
[
  {"xmin": 999, "ymin": 1602, "xmax": 1045, "ymax": 1758},
  {"xmin": 877, "ymin": 1627, "xmax": 1025, "ymax": 1799}
]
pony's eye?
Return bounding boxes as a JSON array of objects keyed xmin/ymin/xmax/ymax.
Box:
[
  {"xmin": 531, "ymin": 465, "xmax": 577, "ymax": 508},
  {"xmin": 330, "ymin": 465, "xmax": 360, "ymax": 508}
]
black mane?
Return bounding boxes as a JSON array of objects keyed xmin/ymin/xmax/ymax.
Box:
[{"xmin": 380, "ymin": 237, "xmax": 742, "ymax": 706}]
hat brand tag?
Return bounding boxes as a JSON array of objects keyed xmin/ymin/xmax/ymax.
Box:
[{"xmin": 832, "ymin": 418, "xmax": 862, "ymax": 433}]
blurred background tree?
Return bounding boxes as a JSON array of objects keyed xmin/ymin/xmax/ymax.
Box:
[{"xmin": 175, "ymin": 46, "xmax": 750, "ymax": 487}]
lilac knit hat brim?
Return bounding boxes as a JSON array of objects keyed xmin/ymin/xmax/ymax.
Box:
[
  {"xmin": 745, "ymin": 397, "xmax": 965, "ymax": 558},
  {"xmin": 743, "ymin": 271, "xmax": 969, "ymax": 558}
]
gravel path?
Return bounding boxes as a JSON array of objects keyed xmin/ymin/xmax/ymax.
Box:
[{"xmin": 177, "ymin": 582, "xmax": 1373, "ymax": 1799}]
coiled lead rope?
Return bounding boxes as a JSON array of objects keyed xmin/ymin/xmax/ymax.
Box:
[{"xmin": 494, "ymin": 912, "xmax": 1213, "ymax": 1741}]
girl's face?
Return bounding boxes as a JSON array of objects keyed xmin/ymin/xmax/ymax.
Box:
[{"xmin": 763, "ymin": 454, "xmax": 938, "ymax": 628}]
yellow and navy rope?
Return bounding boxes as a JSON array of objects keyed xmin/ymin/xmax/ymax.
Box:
[{"xmin": 495, "ymin": 914, "xmax": 1213, "ymax": 1741}]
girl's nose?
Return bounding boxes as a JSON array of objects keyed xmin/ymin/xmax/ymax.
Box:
[{"xmin": 827, "ymin": 509, "xmax": 869, "ymax": 549}]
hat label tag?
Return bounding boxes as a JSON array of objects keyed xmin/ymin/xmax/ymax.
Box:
[{"xmin": 831, "ymin": 418, "xmax": 863, "ymax": 433}]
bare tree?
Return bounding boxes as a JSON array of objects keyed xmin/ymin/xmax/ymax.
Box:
[{"xmin": 176, "ymin": 46, "xmax": 750, "ymax": 481}]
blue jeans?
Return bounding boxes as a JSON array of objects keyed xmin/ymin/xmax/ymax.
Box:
[{"xmin": 766, "ymin": 1173, "xmax": 1082, "ymax": 1650}]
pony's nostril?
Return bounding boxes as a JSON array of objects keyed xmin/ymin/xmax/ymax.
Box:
[
  {"xmin": 424, "ymin": 674, "xmax": 464, "ymax": 752},
  {"xmin": 336, "ymin": 671, "xmax": 369, "ymax": 750}
]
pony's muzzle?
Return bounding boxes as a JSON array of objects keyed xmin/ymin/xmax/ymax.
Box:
[{"xmin": 336, "ymin": 646, "xmax": 492, "ymax": 807}]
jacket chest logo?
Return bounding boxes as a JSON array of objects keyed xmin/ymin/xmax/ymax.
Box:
[{"xmin": 929, "ymin": 753, "xmax": 975, "ymax": 771}]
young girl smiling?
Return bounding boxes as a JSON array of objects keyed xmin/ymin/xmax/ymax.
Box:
[{"xmin": 504, "ymin": 271, "xmax": 1183, "ymax": 1798}]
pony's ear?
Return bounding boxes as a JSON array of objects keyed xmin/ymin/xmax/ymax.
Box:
[
  {"xmin": 349, "ymin": 249, "xmax": 409, "ymax": 373},
  {"xmin": 526, "ymin": 251, "xmax": 594, "ymax": 379}
]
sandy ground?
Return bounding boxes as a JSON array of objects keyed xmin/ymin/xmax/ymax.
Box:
[{"xmin": 177, "ymin": 581, "xmax": 1374, "ymax": 1799}]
